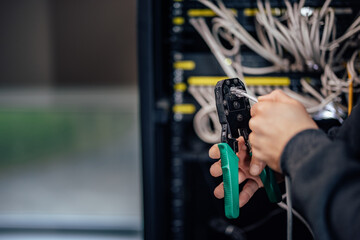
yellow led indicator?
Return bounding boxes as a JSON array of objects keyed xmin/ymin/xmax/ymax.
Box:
[
  {"xmin": 243, "ymin": 8, "xmax": 285, "ymax": 17},
  {"xmin": 173, "ymin": 104, "xmax": 196, "ymax": 114},
  {"xmin": 188, "ymin": 76, "xmax": 291, "ymax": 86},
  {"xmin": 173, "ymin": 17, "xmax": 185, "ymax": 25},
  {"xmin": 173, "ymin": 60, "xmax": 196, "ymax": 70},
  {"xmin": 224, "ymin": 58, "xmax": 232, "ymax": 66},
  {"xmin": 188, "ymin": 8, "xmax": 237, "ymax": 17},
  {"xmin": 304, "ymin": 77, "xmax": 311, "ymax": 83},
  {"xmin": 174, "ymin": 83, "xmax": 187, "ymax": 92}
]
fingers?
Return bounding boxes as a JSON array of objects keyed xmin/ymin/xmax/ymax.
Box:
[
  {"xmin": 250, "ymin": 101, "xmax": 275, "ymax": 118},
  {"xmin": 248, "ymin": 131, "xmax": 266, "ymax": 176},
  {"xmin": 213, "ymin": 170, "xmax": 247, "ymax": 199},
  {"xmin": 249, "ymin": 156, "xmax": 266, "ymax": 176},
  {"xmin": 258, "ymin": 89, "xmax": 294, "ymax": 104},
  {"xmin": 238, "ymin": 169, "xmax": 247, "ymax": 184},
  {"xmin": 250, "ymin": 102, "xmax": 259, "ymax": 117},
  {"xmin": 237, "ymin": 137, "xmax": 249, "ymax": 162},
  {"xmin": 210, "ymin": 160, "xmax": 222, "ymax": 177},
  {"xmin": 214, "ymin": 182, "xmax": 224, "ymax": 199},
  {"xmin": 210, "ymin": 139, "xmax": 250, "ymax": 178},
  {"xmin": 215, "ymin": 179, "xmax": 261, "ymax": 208},
  {"xmin": 239, "ymin": 180, "xmax": 260, "ymax": 207},
  {"xmin": 237, "ymin": 137, "xmax": 247, "ymax": 151},
  {"xmin": 250, "ymin": 101, "xmax": 268, "ymax": 117},
  {"xmin": 209, "ymin": 144, "xmax": 220, "ymax": 159}
]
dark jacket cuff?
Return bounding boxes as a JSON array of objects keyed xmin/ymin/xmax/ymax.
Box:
[{"xmin": 280, "ymin": 129, "xmax": 330, "ymax": 177}]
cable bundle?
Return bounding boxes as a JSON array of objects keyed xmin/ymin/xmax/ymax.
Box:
[
  {"xmin": 188, "ymin": 85, "xmax": 221, "ymax": 143},
  {"xmin": 189, "ymin": 0, "xmax": 360, "ymax": 143}
]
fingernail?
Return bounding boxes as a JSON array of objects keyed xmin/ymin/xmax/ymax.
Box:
[
  {"xmin": 242, "ymin": 145, "xmax": 247, "ymax": 151},
  {"xmin": 250, "ymin": 164, "xmax": 260, "ymax": 176}
]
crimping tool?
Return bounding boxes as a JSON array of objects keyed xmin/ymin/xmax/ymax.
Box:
[{"xmin": 214, "ymin": 78, "xmax": 282, "ymax": 219}]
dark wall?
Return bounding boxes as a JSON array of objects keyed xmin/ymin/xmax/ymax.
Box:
[
  {"xmin": 0, "ymin": 0, "xmax": 137, "ymax": 87},
  {"xmin": 51, "ymin": 0, "xmax": 137, "ymax": 87},
  {"xmin": 0, "ymin": 0, "xmax": 54, "ymax": 87}
]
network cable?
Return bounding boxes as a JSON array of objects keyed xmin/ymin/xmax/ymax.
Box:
[{"xmin": 188, "ymin": 0, "xmax": 360, "ymax": 144}]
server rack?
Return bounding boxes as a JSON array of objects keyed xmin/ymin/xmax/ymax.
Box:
[{"xmin": 138, "ymin": 1, "xmax": 360, "ymax": 240}]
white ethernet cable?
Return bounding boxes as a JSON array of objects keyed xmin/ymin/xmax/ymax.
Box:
[
  {"xmin": 189, "ymin": 85, "xmax": 221, "ymax": 143},
  {"xmin": 326, "ymin": 17, "xmax": 360, "ymax": 50},
  {"xmin": 212, "ymin": 20, "xmax": 241, "ymax": 57},
  {"xmin": 192, "ymin": 6, "xmax": 286, "ymax": 75},
  {"xmin": 189, "ymin": 0, "xmax": 360, "ymax": 144},
  {"xmin": 300, "ymin": 78, "xmax": 324, "ymax": 103},
  {"xmin": 200, "ymin": 0, "xmax": 287, "ymax": 68},
  {"xmin": 190, "ymin": 18, "xmax": 238, "ymax": 79},
  {"xmin": 192, "ymin": 0, "xmax": 360, "ymax": 111},
  {"xmin": 347, "ymin": 51, "xmax": 360, "ymax": 85},
  {"xmin": 200, "ymin": 0, "xmax": 343, "ymax": 74},
  {"xmin": 277, "ymin": 199, "xmax": 315, "ymax": 238},
  {"xmin": 190, "ymin": 17, "xmax": 260, "ymax": 97}
]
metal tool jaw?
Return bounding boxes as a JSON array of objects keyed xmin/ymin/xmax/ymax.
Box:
[{"xmin": 215, "ymin": 78, "xmax": 251, "ymax": 153}]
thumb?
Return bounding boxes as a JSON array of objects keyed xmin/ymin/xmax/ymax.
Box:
[
  {"xmin": 258, "ymin": 89, "xmax": 295, "ymax": 104},
  {"xmin": 249, "ymin": 156, "xmax": 266, "ymax": 176}
]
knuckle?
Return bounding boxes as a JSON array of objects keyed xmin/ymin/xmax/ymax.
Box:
[
  {"xmin": 248, "ymin": 118, "xmax": 254, "ymax": 129},
  {"xmin": 216, "ymin": 160, "xmax": 222, "ymax": 168},
  {"xmin": 214, "ymin": 189, "xmax": 221, "ymax": 199},
  {"xmin": 214, "ymin": 183, "xmax": 224, "ymax": 199},
  {"xmin": 256, "ymin": 103, "xmax": 265, "ymax": 113},
  {"xmin": 209, "ymin": 144, "xmax": 220, "ymax": 159},
  {"xmin": 210, "ymin": 160, "xmax": 222, "ymax": 176},
  {"xmin": 250, "ymin": 104, "xmax": 257, "ymax": 116},
  {"xmin": 295, "ymin": 100, "xmax": 305, "ymax": 109},
  {"xmin": 251, "ymin": 150, "xmax": 260, "ymax": 162},
  {"xmin": 249, "ymin": 117, "xmax": 259, "ymax": 131},
  {"xmin": 209, "ymin": 164, "xmax": 216, "ymax": 175},
  {"xmin": 273, "ymin": 89, "xmax": 283, "ymax": 95},
  {"xmin": 248, "ymin": 132, "xmax": 255, "ymax": 144}
]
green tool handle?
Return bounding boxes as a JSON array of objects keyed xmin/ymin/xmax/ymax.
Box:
[
  {"xmin": 218, "ymin": 143, "xmax": 282, "ymax": 219},
  {"xmin": 259, "ymin": 166, "xmax": 282, "ymax": 203},
  {"xmin": 218, "ymin": 143, "xmax": 239, "ymax": 219}
]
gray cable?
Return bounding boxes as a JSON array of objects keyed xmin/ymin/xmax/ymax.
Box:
[{"xmin": 285, "ymin": 176, "xmax": 293, "ymax": 240}]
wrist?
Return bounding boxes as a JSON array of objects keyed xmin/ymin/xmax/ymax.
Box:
[{"xmin": 280, "ymin": 128, "xmax": 327, "ymax": 176}]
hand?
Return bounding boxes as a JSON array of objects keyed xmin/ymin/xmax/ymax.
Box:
[
  {"xmin": 249, "ymin": 90, "xmax": 318, "ymax": 173},
  {"xmin": 209, "ymin": 137, "xmax": 264, "ymax": 207}
]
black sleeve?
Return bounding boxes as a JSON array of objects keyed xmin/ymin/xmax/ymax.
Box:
[{"xmin": 280, "ymin": 128, "xmax": 360, "ymax": 240}]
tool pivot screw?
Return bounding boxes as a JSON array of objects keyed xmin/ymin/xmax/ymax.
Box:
[
  {"xmin": 237, "ymin": 114, "xmax": 243, "ymax": 121},
  {"xmin": 233, "ymin": 101, "xmax": 240, "ymax": 109}
]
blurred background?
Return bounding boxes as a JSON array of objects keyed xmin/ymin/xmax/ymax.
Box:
[{"xmin": 0, "ymin": 0, "xmax": 141, "ymax": 239}]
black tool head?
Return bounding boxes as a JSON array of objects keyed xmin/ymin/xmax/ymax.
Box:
[{"xmin": 214, "ymin": 78, "xmax": 251, "ymax": 150}]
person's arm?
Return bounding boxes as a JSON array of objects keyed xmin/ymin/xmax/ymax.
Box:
[
  {"xmin": 250, "ymin": 90, "xmax": 360, "ymax": 239},
  {"xmin": 281, "ymin": 129, "xmax": 360, "ymax": 240}
]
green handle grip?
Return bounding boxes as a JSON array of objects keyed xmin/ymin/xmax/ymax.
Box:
[
  {"xmin": 259, "ymin": 166, "xmax": 282, "ymax": 203},
  {"xmin": 218, "ymin": 143, "xmax": 240, "ymax": 219},
  {"xmin": 218, "ymin": 143, "xmax": 282, "ymax": 219}
]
